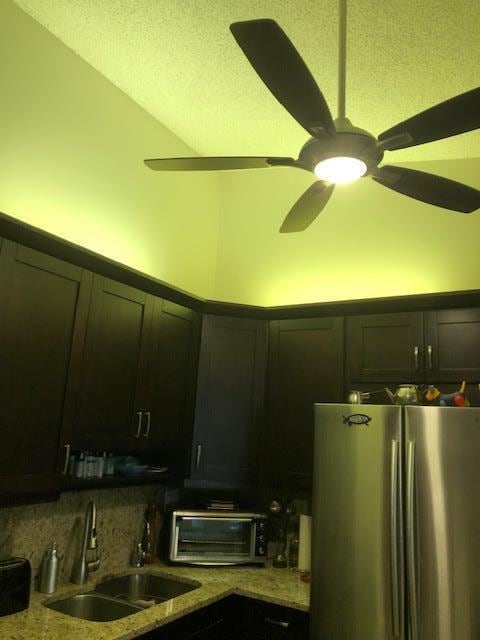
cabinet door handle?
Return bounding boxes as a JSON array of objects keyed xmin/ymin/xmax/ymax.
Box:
[
  {"xmin": 427, "ymin": 344, "xmax": 433, "ymax": 370},
  {"xmin": 264, "ymin": 617, "xmax": 290, "ymax": 628},
  {"xmin": 143, "ymin": 412, "xmax": 151, "ymax": 438},
  {"xmin": 414, "ymin": 346, "xmax": 419, "ymax": 371},
  {"xmin": 134, "ymin": 411, "xmax": 143, "ymax": 438},
  {"xmin": 195, "ymin": 444, "xmax": 203, "ymax": 469},
  {"xmin": 62, "ymin": 444, "xmax": 71, "ymax": 476}
]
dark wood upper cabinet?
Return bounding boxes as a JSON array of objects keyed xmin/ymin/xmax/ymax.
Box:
[
  {"xmin": 0, "ymin": 240, "xmax": 91, "ymax": 498},
  {"xmin": 139, "ymin": 299, "xmax": 201, "ymax": 464},
  {"xmin": 4, "ymin": 217, "xmax": 480, "ymax": 502},
  {"xmin": 424, "ymin": 308, "xmax": 480, "ymax": 383},
  {"xmin": 72, "ymin": 279, "xmax": 200, "ymax": 462},
  {"xmin": 190, "ymin": 315, "xmax": 268, "ymax": 487},
  {"xmin": 346, "ymin": 309, "xmax": 480, "ymax": 387},
  {"xmin": 266, "ymin": 317, "xmax": 344, "ymax": 489},
  {"xmin": 72, "ymin": 275, "xmax": 154, "ymax": 450},
  {"xmin": 346, "ymin": 312, "xmax": 424, "ymax": 383}
]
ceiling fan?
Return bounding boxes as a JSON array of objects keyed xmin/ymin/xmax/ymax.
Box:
[{"xmin": 145, "ymin": 0, "xmax": 480, "ymax": 232}]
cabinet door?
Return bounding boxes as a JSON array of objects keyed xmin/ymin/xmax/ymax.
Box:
[
  {"xmin": 138, "ymin": 599, "xmax": 234, "ymax": 639},
  {"xmin": 0, "ymin": 240, "xmax": 91, "ymax": 498},
  {"xmin": 424, "ymin": 308, "xmax": 480, "ymax": 383},
  {"xmin": 346, "ymin": 312, "xmax": 424, "ymax": 383},
  {"xmin": 136, "ymin": 596, "xmax": 307, "ymax": 640},
  {"xmin": 190, "ymin": 316, "xmax": 268, "ymax": 487},
  {"xmin": 140, "ymin": 299, "xmax": 201, "ymax": 468},
  {"xmin": 73, "ymin": 275, "xmax": 154, "ymax": 450},
  {"xmin": 266, "ymin": 317, "xmax": 344, "ymax": 489},
  {"xmin": 234, "ymin": 596, "xmax": 309, "ymax": 640}
]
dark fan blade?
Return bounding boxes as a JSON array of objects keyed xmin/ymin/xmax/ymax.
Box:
[
  {"xmin": 372, "ymin": 165, "xmax": 480, "ymax": 213},
  {"xmin": 378, "ymin": 87, "xmax": 480, "ymax": 151},
  {"xmin": 230, "ymin": 19, "xmax": 335, "ymax": 137},
  {"xmin": 280, "ymin": 181, "xmax": 335, "ymax": 233},
  {"xmin": 144, "ymin": 156, "xmax": 297, "ymax": 171}
]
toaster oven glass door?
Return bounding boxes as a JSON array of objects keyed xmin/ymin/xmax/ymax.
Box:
[{"xmin": 175, "ymin": 517, "xmax": 253, "ymax": 561}]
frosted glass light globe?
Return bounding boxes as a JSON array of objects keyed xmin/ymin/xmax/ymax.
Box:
[{"xmin": 314, "ymin": 156, "xmax": 367, "ymax": 184}]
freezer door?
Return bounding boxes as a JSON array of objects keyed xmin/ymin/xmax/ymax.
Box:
[
  {"xmin": 311, "ymin": 403, "xmax": 404, "ymax": 640},
  {"xmin": 404, "ymin": 406, "xmax": 480, "ymax": 640}
]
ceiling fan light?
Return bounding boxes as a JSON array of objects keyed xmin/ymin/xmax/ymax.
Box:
[{"xmin": 314, "ymin": 156, "xmax": 367, "ymax": 184}]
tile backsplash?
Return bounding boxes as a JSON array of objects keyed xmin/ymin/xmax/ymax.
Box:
[{"xmin": 0, "ymin": 486, "xmax": 159, "ymax": 585}]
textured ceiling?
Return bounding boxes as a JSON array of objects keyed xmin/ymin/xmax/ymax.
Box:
[{"xmin": 14, "ymin": 0, "xmax": 480, "ymax": 162}]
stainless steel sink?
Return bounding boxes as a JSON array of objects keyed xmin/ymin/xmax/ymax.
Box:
[
  {"xmin": 45, "ymin": 592, "xmax": 143, "ymax": 622},
  {"xmin": 44, "ymin": 572, "xmax": 200, "ymax": 622},
  {"xmin": 93, "ymin": 573, "xmax": 199, "ymax": 607}
]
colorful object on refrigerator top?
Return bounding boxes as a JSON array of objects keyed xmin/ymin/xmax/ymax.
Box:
[{"xmin": 423, "ymin": 380, "xmax": 470, "ymax": 407}]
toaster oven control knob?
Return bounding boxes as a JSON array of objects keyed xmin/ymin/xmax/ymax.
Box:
[
  {"xmin": 258, "ymin": 522, "xmax": 266, "ymax": 531},
  {"xmin": 258, "ymin": 534, "xmax": 265, "ymax": 543},
  {"xmin": 257, "ymin": 546, "xmax": 265, "ymax": 555}
]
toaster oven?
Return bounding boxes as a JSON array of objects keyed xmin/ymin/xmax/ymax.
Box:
[{"xmin": 169, "ymin": 510, "xmax": 267, "ymax": 565}]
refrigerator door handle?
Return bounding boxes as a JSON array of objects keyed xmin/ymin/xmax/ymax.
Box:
[
  {"xmin": 390, "ymin": 440, "xmax": 402, "ymax": 638},
  {"xmin": 407, "ymin": 441, "xmax": 419, "ymax": 640}
]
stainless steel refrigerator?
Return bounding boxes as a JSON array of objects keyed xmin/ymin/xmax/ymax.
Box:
[{"xmin": 311, "ymin": 403, "xmax": 480, "ymax": 640}]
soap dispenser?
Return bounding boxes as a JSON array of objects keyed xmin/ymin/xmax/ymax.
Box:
[{"xmin": 39, "ymin": 542, "xmax": 61, "ymax": 594}]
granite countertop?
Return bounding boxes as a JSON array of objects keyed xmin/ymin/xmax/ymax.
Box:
[{"xmin": 0, "ymin": 562, "xmax": 310, "ymax": 640}]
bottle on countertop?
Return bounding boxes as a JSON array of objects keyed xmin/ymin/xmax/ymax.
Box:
[
  {"xmin": 39, "ymin": 542, "xmax": 62, "ymax": 594},
  {"xmin": 75, "ymin": 452, "xmax": 85, "ymax": 478},
  {"xmin": 288, "ymin": 531, "xmax": 300, "ymax": 570},
  {"xmin": 105, "ymin": 453, "xmax": 115, "ymax": 476},
  {"xmin": 287, "ymin": 514, "xmax": 300, "ymax": 570},
  {"xmin": 130, "ymin": 541, "xmax": 145, "ymax": 568},
  {"xmin": 95, "ymin": 452, "xmax": 105, "ymax": 479},
  {"xmin": 68, "ymin": 454, "xmax": 76, "ymax": 477},
  {"xmin": 84, "ymin": 451, "xmax": 91, "ymax": 478},
  {"xmin": 86, "ymin": 452, "xmax": 96, "ymax": 478},
  {"xmin": 142, "ymin": 503, "xmax": 157, "ymax": 564},
  {"xmin": 273, "ymin": 527, "xmax": 288, "ymax": 568}
]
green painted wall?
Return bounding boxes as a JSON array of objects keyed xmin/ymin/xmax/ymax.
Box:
[
  {"xmin": 2, "ymin": 1, "xmax": 479, "ymax": 308},
  {"xmin": 0, "ymin": 1, "xmax": 220, "ymax": 298},
  {"xmin": 215, "ymin": 158, "xmax": 480, "ymax": 306}
]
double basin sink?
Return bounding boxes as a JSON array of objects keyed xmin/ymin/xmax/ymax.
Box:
[{"xmin": 45, "ymin": 573, "xmax": 200, "ymax": 622}]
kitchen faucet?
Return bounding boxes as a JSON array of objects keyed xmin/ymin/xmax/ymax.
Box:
[{"xmin": 71, "ymin": 501, "xmax": 100, "ymax": 584}]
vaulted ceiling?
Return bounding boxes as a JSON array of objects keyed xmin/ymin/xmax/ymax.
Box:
[{"xmin": 14, "ymin": 0, "xmax": 480, "ymax": 164}]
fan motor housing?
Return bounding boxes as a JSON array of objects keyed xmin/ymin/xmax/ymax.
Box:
[{"xmin": 298, "ymin": 132, "xmax": 383, "ymax": 176}]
